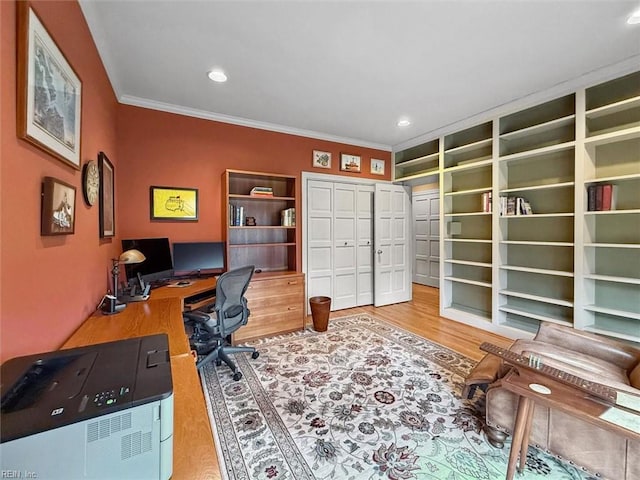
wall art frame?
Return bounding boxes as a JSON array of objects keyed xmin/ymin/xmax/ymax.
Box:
[
  {"xmin": 340, "ymin": 153, "xmax": 361, "ymax": 173},
  {"xmin": 150, "ymin": 186, "xmax": 199, "ymax": 221},
  {"xmin": 17, "ymin": 2, "xmax": 82, "ymax": 170},
  {"xmin": 41, "ymin": 176, "xmax": 76, "ymax": 235},
  {"xmin": 312, "ymin": 150, "xmax": 331, "ymax": 169},
  {"xmin": 371, "ymin": 158, "xmax": 385, "ymax": 175},
  {"xmin": 98, "ymin": 151, "xmax": 115, "ymax": 238}
]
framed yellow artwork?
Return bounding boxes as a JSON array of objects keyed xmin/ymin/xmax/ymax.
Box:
[{"xmin": 150, "ymin": 186, "xmax": 198, "ymax": 221}]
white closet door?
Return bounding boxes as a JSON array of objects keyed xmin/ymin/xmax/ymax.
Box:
[
  {"xmin": 374, "ymin": 183, "xmax": 412, "ymax": 306},
  {"xmin": 413, "ymin": 189, "xmax": 440, "ymax": 287},
  {"xmin": 357, "ymin": 185, "xmax": 374, "ymax": 305},
  {"xmin": 333, "ymin": 183, "xmax": 357, "ymax": 309},
  {"xmin": 307, "ymin": 180, "xmax": 333, "ymax": 300}
]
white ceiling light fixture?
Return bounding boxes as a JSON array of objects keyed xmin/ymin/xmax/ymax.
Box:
[
  {"xmin": 397, "ymin": 119, "xmax": 411, "ymax": 127},
  {"xmin": 627, "ymin": 9, "xmax": 640, "ymax": 24},
  {"xmin": 207, "ymin": 69, "xmax": 228, "ymax": 83}
]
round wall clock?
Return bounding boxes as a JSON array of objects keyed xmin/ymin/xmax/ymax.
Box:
[{"xmin": 82, "ymin": 160, "xmax": 100, "ymax": 206}]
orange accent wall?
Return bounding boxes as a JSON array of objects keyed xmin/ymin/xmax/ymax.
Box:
[
  {"xmin": 116, "ymin": 105, "xmax": 392, "ymax": 267},
  {"xmin": 1, "ymin": 1, "xmax": 120, "ymax": 362},
  {"xmin": 1, "ymin": 0, "xmax": 391, "ymax": 363}
]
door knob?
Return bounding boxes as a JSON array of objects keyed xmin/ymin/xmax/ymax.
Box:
[
  {"xmin": 377, "ymin": 249, "xmax": 383, "ymax": 254},
  {"xmin": 344, "ymin": 242, "xmax": 348, "ymax": 246}
]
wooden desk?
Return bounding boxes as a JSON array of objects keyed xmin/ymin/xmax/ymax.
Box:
[
  {"xmin": 151, "ymin": 277, "xmax": 218, "ymax": 311},
  {"xmin": 63, "ymin": 299, "xmax": 190, "ymax": 357},
  {"xmin": 62, "ymin": 298, "xmax": 220, "ymax": 480},
  {"xmin": 501, "ymin": 369, "xmax": 640, "ymax": 480}
]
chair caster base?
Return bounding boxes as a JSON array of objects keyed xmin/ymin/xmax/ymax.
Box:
[
  {"xmin": 251, "ymin": 351, "xmax": 259, "ymax": 359},
  {"xmin": 233, "ymin": 372, "xmax": 243, "ymax": 381}
]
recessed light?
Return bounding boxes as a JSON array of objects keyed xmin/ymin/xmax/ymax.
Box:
[
  {"xmin": 627, "ymin": 9, "xmax": 640, "ymax": 24},
  {"xmin": 397, "ymin": 119, "xmax": 411, "ymax": 127},
  {"xmin": 208, "ymin": 69, "xmax": 228, "ymax": 82}
]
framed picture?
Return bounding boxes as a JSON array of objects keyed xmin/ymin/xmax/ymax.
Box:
[
  {"xmin": 340, "ymin": 153, "xmax": 361, "ymax": 173},
  {"xmin": 150, "ymin": 186, "xmax": 199, "ymax": 221},
  {"xmin": 371, "ymin": 158, "xmax": 385, "ymax": 175},
  {"xmin": 98, "ymin": 152, "xmax": 115, "ymax": 238},
  {"xmin": 41, "ymin": 176, "xmax": 76, "ymax": 235},
  {"xmin": 312, "ymin": 150, "xmax": 331, "ymax": 169},
  {"xmin": 17, "ymin": 3, "xmax": 82, "ymax": 170}
]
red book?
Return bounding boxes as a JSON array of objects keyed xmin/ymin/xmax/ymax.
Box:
[{"xmin": 601, "ymin": 184, "xmax": 616, "ymax": 211}]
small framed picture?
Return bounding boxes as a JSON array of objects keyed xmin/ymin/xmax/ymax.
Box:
[
  {"xmin": 150, "ymin": 186, "xmax": 199, "ymax": 221},
  {"xmin": 340, "ymin": 153, "xmax": 361, "ymax": 173},
  {"xmin": 41, "ymin": 176, "xmax": 76, "ymax": 235},
  {"xmin": 312, "ymin": 150, "xmax": 331, "ymax": 169},
  {"xmin": 99, "ymin": 152, "xmax": 115, "ymax": 238},
  {"xmin": 371, "ymin": 158, "xmax": 385, "ymax": 175}
]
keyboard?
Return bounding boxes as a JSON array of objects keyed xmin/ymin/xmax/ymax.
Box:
[{"xmin": 184, "ymin": 289, "xmax": 216, "ymax": 305}]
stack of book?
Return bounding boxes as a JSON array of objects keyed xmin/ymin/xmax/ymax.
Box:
[
  {"xmin": 587, "ymin": 184, "xmax": 616, "ymax": 211},
  {"xmin": 500, "ymin": 196, "xmax": 533, "ymax": 216},
  {"xmin": 250, "ymin": 186, "xmax": 273, "ymax": 196},
  {"xmin": 281, "ymin": 208, "xmax": 295, "ymax": 226},
  {"xmin": 229, "ymin": 204, "xmax": 245, "ymax": 226}
]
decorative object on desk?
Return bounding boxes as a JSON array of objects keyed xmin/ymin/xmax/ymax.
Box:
[
  {"xmin": 200, "ymin": 314, "xmax": 590, "ymax": 480},
  {"xmin": 340, "ymin": 153, "xmax": 361, "ymax": 172},
  {"xmin": 108, "ymin": 248, "xmax": 146, "ymax": 313},
  {"xmin": 245, "ymin": 216, "xmax": 256, "ymax": 226},
  {"xmin": 41, "ymin": 176, "xmax": 76, "ymax": 235},
  {"xmin": 150, "ymin": 185, "xmax": 198, "ymax": 220},
  {"xmin": 370, "ymin": 158, "xmax": 385, "ymax": 175},
  {"xmin": 17, "ymin": 3, "xmax": 82, "ymax": 170},
  {"xmin": 98, "ymin": 152, "xmax": 115, "ymax": 237},
  {"xmin": 308, "ymin": 295, "xmax": 330, "ymax": 331},
  {"xmin": 82, "ymin": 160, "xmax": 100, "ymax": 206},
  {"xmin": 312, "ymin": 150, "xmax": 331, "ymax": 169}
]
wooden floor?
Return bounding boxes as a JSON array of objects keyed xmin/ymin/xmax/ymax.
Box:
[{"xmin": 318, "ymin": 283, "xmax": 512, "ymax": 361}]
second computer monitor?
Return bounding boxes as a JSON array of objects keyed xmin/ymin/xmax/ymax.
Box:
[{"xmin": 172, "ymin": 242, "xmax": 226, "ymax": 276}]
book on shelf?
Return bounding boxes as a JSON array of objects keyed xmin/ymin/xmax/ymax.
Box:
[
  {"xmin": 587, "ymin": 183, "xmax": 616, "ymax": 211},
  {"xmin": 481, "ymin": 192, "xmax": 492, "ymax": 213},
  {"xmin": 229, "ymin": 205, "xmax": 245, "ymax": 226},
  {"xmin": 281, "ymin": 207, "xmax": 295, "ymax": 226},
  {"xmin": 500, "ymin": 195, "xmax": 533, "ymax": 215},
  {"xmin": 250, "ymin": 186, "xmax": 274, "ymax": 196}
]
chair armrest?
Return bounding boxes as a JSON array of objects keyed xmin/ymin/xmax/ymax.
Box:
[
  {"xmin": 534, "ymin": 322, "xmax": 640, "ymax": 371},
  {"xmin": 183, "ymin": 311, "xmax": 211, "ymax": 323}
]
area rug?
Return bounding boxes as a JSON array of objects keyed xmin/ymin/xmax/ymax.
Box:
[{"xmin": 200, "ymin": 314, "xmax": 596, "ymax": 480}]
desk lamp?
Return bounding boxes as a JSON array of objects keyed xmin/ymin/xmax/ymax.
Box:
[{"xmin": 112, "ymin": 249, "xmax": 146, "ymax": 300}]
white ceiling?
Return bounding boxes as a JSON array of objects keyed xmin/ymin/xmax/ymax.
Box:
[{"xmin": 79, "ymin": 1, "xmax": 640, "ymax": 151}]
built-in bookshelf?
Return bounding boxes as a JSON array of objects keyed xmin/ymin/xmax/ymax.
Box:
[
  {"xmin": 394, "ymin": 69, "xmax": 639, "ymax": 344},
  {"xmin": 394, "ymin": 139, "xmax": 440, "ymax": 182},
  {"xmin": 442, "ymin": 122, "xmax": 493, "ymax": 322},
  {"xmin": 579, "ymin": 71, "xmax": 640, "ymax": 342},
  {"xmin": 222, "ymin": 170, "xmax": 298, "ymax": 272}
]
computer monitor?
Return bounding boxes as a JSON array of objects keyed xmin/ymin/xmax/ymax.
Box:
[
  {"xmin": 121, "ymin": 237, "xmax": 173, "ymax": 286},
  {"xmin": 172, "ymin": 242, "xmax": 226, "ymax": 277}
]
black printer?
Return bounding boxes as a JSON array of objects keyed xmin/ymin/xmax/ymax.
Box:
[{"xmin": 0, "ymin": 334, "xmax": 173, "ymax": 480}]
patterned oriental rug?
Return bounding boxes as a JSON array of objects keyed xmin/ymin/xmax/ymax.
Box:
[{"xmin": 200, "ymin": 314, "xmax": 595, "ymax": 480}]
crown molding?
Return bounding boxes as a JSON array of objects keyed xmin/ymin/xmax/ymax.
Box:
[{"xmin": 118, "ymin": 95, "xmax": 392, "ymax": 152}]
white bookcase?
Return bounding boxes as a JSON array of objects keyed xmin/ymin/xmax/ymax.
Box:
[
  {"xmin": 578, "ymin": 71, "xmax": 640, "ymax": 342},
  {"xmin": 441, "ymin": 122, "xmax": 493, "ymax": 322},
  {"xmin": 394, "ymin": 69, "xmax": 640, "ymax": 344}
]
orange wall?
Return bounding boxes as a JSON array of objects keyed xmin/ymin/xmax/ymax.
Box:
[
  {"xmin": 117, "ymin": 105, "xmax": 391, "ymax": 262},
  {"xmin": 1, "ymin": 1, "xmax": 120, "ymax": 362},
  {"xmin": 1, "ymin": 1, "xmax": 391, "ymax": 362}
]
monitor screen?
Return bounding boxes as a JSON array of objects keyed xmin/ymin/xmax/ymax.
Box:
[
  {"xmin": 121, "ymin": 237, "xmax": 173, "ymax": 285},
  {"xmin": 172, "ymin": 242, "xmax": 226, "ymax": 275}
]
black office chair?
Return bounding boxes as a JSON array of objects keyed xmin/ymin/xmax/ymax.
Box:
[{"xmin": 183, "ymin": 265, "xmax": 259, "ymax": 380}]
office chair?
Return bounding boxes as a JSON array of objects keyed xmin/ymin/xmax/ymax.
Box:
[{"xmin": 183, "ymin": 265, "xmax": 259, "ymax": 380}]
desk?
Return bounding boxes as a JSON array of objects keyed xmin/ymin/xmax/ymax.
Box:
[
  {"xmin": 501, "ymin": 369, "xmax": 640, "ymax": 480},
  {"xmin": 62, "ymin": 298, "xmax": 220, "ymax": 480}
]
